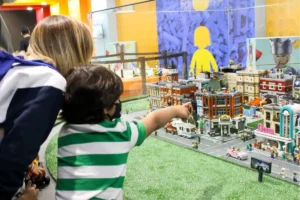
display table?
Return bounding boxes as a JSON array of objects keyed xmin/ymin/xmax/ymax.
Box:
[{"xmin": 121, "ymin": 75, "xmax": 166, "ymax": 99}]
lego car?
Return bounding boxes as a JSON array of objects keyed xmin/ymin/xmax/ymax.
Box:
[
  {"xmin": 164, "ymin": 123, "xmax": 177, "ymax": 135},
  {"xmin": 208, "ymin": 128, "xmax": 221, "ymax": 137},
  {"xmin": 226, "ymin": 148, "xmax": 248, "ymax": 160},
  {"xmin": 178, "ymin": 132, "xmax": 198, "ymax": 139}
]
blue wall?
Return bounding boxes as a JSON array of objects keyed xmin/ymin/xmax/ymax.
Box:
[{"xmin": 156, "ymin": 0, "xmax": 255, "ymax": 77}]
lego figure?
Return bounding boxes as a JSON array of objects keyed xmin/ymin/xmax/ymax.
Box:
[
  {"xmin": 270, "ymin": 39, "xmax": 296, "ymax": 75},
  {"xmin": 293, "ymin": 172, "xmax": 298, "ymax": 182},
  {"xmin": 270, "ymin": 150, "xmax": 275, "ymax": 159},
  {"xmin": 192, "ymin": 142, "xmax": 199, "ymax": 149},
  {"xmin": 281, "ymin": 151, "xmax": 286, "ymax": 160},
  {"xmin": 256, "ymin": 163, "xmax": 264, "ymax": 182},
  {"xmin": 253, "ymin": 139, "xmax": 258, "ymax": 148},
  {"xmin": 126, "ymin": 109, "xmax": 129, "ymax": 114},
  {"xmin": 246, "ymin": 144, "xmax": 253, "ymax": 152},
  {"xmin": 280, "ymin": 168, "xmax": 286, "ymax": 178},
  {"xmin": 296, "ymin": 153, "xmax": 300, "ymax": 165},
  {"xmin": 189, "ymin": 26, "xmax": 218, "ymax": 77},
  {"xmin": 25, "ymin": 156, "xmax": 50, "ymax": 191},
  {"xmin": 233, "ymin": 87, "xmax": 236, "ymax": 93},
  {"xmin": 294, "ymin": 145, "xmax": 299, "ymax": 155},
  {"xmin": 232, "ymin": 147, "xmax": 236, "ymax": 152}
]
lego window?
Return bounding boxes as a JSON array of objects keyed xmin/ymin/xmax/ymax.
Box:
[
  {"xmin": 266, "ymin": 112, "xmax": 271, "ymax": 120},
  {"xmin": 269, "ymin": 82, "xmax": 276, "ymax": 90},
  {"xmin": 275, "ymin": 124, "xmax": 280, "ymax": 134},
  {"xmin": 266, "ymin": 122, "xmax": 271, "ymax": 128},
  {"xmin": 234, "ymin": 97, "xmax": 241, "ymax": 105},
  {"xmin": 278, "ymin": 83, "xmax": 282, "ymax": 91},
  {"xmin": 217, "ymin": 98, "xmax": 225, "ymax": 105}
]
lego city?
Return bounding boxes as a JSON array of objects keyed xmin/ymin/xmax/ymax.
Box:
[{"xmin": 145, "ymin": 38, "xmax": 300, "ymax": 184}]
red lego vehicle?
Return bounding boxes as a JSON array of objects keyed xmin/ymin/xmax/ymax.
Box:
[{"xmin": 164, "ymin": 122, "xmax": 177, "ymax": 135}]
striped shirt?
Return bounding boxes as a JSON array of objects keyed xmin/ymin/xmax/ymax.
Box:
[{"xmin": 56, "ymin": 118, "xmax": 147, "ymax": 200}]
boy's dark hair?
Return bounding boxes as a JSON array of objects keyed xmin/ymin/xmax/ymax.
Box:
[
  {"xmin": 62, "ymin": 65, "xmax": 123, "ymax": 124},
  {"xmin": 21, "ymin": 26, "xmax": 30, "ymax": 35}
]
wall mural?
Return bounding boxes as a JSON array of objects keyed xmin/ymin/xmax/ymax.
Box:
[{"xmin": 156, "ymin": 0, "xmax": 255, "ymax": 77}]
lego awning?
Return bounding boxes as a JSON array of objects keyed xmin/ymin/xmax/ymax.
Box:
[{"xmin": 254, "ymin": 130, "xmax": 293, "ymax": 143}]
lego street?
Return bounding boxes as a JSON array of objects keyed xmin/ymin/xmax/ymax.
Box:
[{"xmin": 123, "ymin": 109, "xmax": 300, "ymax": 184}]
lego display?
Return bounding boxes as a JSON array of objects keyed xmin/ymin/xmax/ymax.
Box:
[{"xmin": 144, "ymin": 54, "xmax": 300, "ymax": 184}]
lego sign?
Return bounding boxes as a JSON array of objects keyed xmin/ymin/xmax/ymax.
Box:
[{"xmin": 257, "ymin": 124, "xmax": 275, "ymax": 134}]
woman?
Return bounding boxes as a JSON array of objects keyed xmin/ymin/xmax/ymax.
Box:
[{"xmin": 0, "ymin": 15, "xmax": 94, "ymax": 199}]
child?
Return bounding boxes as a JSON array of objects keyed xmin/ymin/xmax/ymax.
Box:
[{"xmin": 56, "ymin": 65, "xmax": 192, "ymax": 200}]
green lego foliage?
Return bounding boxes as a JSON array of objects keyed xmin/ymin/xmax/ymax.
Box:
[{"xmin": 247, "ymin": 119, "xmax": 264, "ymax": 129}]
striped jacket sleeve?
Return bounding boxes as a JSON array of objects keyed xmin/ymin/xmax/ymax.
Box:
[{"xmin": 0, "ymin": 66, "xmax": 66, "ymax": 199}]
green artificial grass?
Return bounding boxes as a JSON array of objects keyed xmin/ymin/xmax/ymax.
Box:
[
  {"xmin": 45, "ymin": 134, "xmax": 300, "ymax": 200},
  {"xmin": 122, "ymin": 98, "xmax": 150, "ymax": 113},
  {"xmin": 247, "ymin": 119, "xmax": 264, "ymax": 129}
]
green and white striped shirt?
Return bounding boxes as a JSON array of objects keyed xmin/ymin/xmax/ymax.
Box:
[{"xmin": 56, "ymin": 118, "xmax": 147, "ymax": 200}]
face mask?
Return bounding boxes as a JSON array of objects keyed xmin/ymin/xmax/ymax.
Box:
[{"xmin": 107, "ymin": 100, "xmax": 122, "ymax": 120}]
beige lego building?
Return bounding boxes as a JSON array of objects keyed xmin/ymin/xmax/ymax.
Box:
[
  {"xmin": 236, "ymin": 70, "xmax": 265, "ymax": 103},
  {"xmin": 224, "ymin": 73, "xmax": 237, "ymax": 91},
  {"xmin": 262, "ymin": 103, "xmax": 280, "ymax": 135}
]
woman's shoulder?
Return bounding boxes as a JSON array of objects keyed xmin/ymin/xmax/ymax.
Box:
[{"xmin": 3, "ymin": 65, "xmax": 66, "ymax": 92}]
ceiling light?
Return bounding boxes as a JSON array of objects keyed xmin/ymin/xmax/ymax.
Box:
[
  {"xmin": 27, "ymin": 7, "xmax": 33, "ymax": 11},
  {"xmin": 41, "ymin": 2, "xmax": 47, "ymax": 6}
]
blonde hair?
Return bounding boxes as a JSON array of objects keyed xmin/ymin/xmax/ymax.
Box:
[{"xmin": 27, "ymin": 15, "xmax": 94, "ymax": 76}]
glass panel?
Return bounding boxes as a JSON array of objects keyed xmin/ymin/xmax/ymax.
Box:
[{"xmin": 88, "ymin": 0, "xmax": 300, "ymax": 114}]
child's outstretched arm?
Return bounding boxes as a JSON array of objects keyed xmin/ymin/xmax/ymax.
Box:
[{"xmin": 142, "ymin": 102, "xmax": 192, "ymax": 136}]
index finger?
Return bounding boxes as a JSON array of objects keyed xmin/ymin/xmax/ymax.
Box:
[{"xmin": 183, "ymin": 102, "xmax": 191, "ymax": 107}]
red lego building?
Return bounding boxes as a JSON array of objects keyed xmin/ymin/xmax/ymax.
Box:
[{"xmin": 259, "ymin": 73, "xmax": 293, "ymax": 95}]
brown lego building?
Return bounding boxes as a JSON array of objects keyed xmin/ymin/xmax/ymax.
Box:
[
  {"xmin": 200, "ymin": 92, "xmax": 243, "ymax": 119},
  {"xmin": 147, "ymin": 65, "xmax": 197, "ymax": 110}
]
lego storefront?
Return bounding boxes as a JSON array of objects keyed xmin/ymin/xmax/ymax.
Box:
[{"xmin": 254, "ymin": 104, "xmax": 300, "ymax": 153}]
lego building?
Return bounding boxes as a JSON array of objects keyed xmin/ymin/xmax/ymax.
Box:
[
  {"xmin": 293, "ymin": 77, "xmax": 300, "ymax": 98},
  {"xmin": 147, "ymin": 64, "xmax": 197, "ymax": 110},
  {"xmin": 236, "ymin": 70, "xmax": 265, "ymax": 103},
  {"xmin": 197, "ymin": 91, "xmax": 245, "ymax": 132},
  {"xmin": 255, "ymin": 103, "xmax": 300, "ymax": 153},
  {"xmin": 259, "ymin": 72, "xmax": 293, "ymax": 96},
  {"xmin": 262, "ymin": 103, "xmax": 281, "ymax": 134},
  {"xmin": 223, "ymin": 73, "xmax": 237, "ymax": 91}
]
